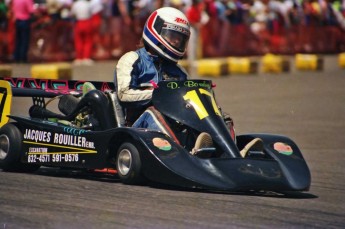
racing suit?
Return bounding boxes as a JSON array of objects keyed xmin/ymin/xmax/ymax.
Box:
[{"xmin": 115, "ymin": 47, "xmax": 188, "ymax": 133}]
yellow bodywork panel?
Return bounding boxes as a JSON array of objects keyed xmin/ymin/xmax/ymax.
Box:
[{"xmin": 0, "ymin": 80, "xmax": 12, "ymax": 127}]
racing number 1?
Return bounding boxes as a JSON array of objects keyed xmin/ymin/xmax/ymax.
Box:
[{"xmin": 183, "ymin": 88, "xmax": 221, "ymax": 120}]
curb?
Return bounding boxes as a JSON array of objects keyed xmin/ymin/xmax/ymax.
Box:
[
  {"xmin": 1, "ymin": 54, "xmax": 343, "ymax": 80},
  {"xmin": 181, "ymin": 53, "xmax": 344, "ymax": 77},
  {"xmin": 31, "ymin": 63, "xmax": 72, "ymax": 80},
  {"xmin": 0, "ymin": 65, "xmax": 12, "ymax": 78}
]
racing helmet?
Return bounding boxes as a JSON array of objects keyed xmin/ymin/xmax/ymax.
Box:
[{"xmin": 143, "ymin": 7, "xmax": 191, "ymax": 63}]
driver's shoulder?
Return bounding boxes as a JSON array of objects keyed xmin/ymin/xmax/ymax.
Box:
[{"xmin": 118, "ymin": 51, "xmax": 140, "ymax": 65}]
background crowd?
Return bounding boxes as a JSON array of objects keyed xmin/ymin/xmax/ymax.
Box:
[{"xmin": 0, "ymin": 0, "xmax": 345, "ymax": 64}]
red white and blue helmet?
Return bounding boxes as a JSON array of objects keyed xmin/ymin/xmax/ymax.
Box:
[{"xmin": 143, "ymin": 7, "xmax": 191, "ymax": 63}]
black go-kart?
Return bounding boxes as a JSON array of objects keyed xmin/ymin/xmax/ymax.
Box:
[{"xmin": 0, "ymin": 78, "xmax": 311, "ymax": 192}]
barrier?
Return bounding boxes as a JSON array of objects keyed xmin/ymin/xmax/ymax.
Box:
[
  {"xmin": 295, "ymin": 54, "xmax": 323, "ymax": 71},
  {"xmin": 261, "ymin": 54, "xmax": 290, "ymax": 73},
  {"xmin": 196, "ymin": 59, "xmax": 228, "ymax": 77},
  {"xmin": 31, "ymin": 63, "xmax": 72, "ymax": 80},
  {"xmin": 0, "ymin": 65, "xmax": 12, "ymax": 78},
  {"xmin": 227, "ymin": 57, "xmax": 258, "ymax": 74},
  {"xmin": 339, "ymin": 53, "xmax": 345, "ymax": 69},
  {"xmin": 3, "ymin": 20, "xmax": 339, "ymax": 63}
]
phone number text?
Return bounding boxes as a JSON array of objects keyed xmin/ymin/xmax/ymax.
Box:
[{"xmin": 28, "ymin": 154, "xmax": 79, "ymax": 163}]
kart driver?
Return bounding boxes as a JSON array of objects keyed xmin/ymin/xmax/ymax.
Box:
[
  {"xmin": 115, "ymin": 7, "xmax": 189, "ymax": 122},
  {"xmin": 114, "ymin": 7, "xmax": 236, "ymax": 154}
]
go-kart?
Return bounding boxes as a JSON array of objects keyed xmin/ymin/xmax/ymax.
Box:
[{"xmin": 0, "ymin": 78, "xmax": 311, "ymax": 192}]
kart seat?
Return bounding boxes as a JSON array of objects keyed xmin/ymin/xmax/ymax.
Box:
[
  {"xmin": 60, "ymin": 90, "xmax": 116, "ymax": 130},
  {"xmin": 29, "ymin": 90, "xmax": 116, "ymax": 130},
  {"xmin": 113, "ymin": 70, "xmax": 151, "ymax": 126}
]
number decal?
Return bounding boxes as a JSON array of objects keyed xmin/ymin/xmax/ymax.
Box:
[
  {"xmin": 183, "ymin": 89, "xmax": 221, "ymax": 120},
  {"xmin": 183, "ymin": 90, "xmax": 208, "ymax": 119},
  {"xmin": 0, "ymin": 80, "xmax": 12, "ymax": 127},
  {"xmin": 199, "ymin": 89, "xmax": 221, "ymax": 116}
]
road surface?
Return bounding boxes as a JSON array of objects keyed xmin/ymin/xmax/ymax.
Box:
[{"xmin": 1, "ymin": 56, "xmax": 344, "ymax": 228}]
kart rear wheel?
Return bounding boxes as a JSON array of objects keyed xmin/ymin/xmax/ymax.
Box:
[
  {"xmin": 116, "ymin": 142, "xmax": 145, "ymax": 185},
  {"xmin": 0, "ymin": 123, "xmax": 40, "ymax": 173}
]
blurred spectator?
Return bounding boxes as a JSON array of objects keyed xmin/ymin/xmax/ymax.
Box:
[
  {"xmin": 47, "ymin": 0, "xmax": 62, "ymax": 21},
  {"xmin": 168, "ymin": 0, "xmax": 186, "ymax": 10},
  {"xmin": 132, "ymin": 0, "xmax": 156, "ymax": 35},
  {"xmin": 1, "ymin": 0, "xmax": 345, "ymax": 63},
  {"xmin": 59, "ymin": 0, "xmax": 73, "ymax": 20},
  {"xmin": 332, "ymin": 0, "xmax": 345, "ymax": 28},
  {"xmin": 90, "ymin": 0, "xmax": 105, "ymax": 58},
  {"xmin": 250, "ymin": 0, "xmax": 268, "ymax": 33},
  {"xmin": 71, "ymin": 0, "xmax": 93, "ymax": 65},
  {"xmin": 43, "ymin": 0, "xmax": 62, "ymax": 56},
  {"xmin": 214, "ymin": 0, "xmax": 231, "ymax": 55},
  {"xmin": 202, "ymin": 0, "xmax": 218, "ymax": 56},
  {"xmin": 110, "ymin": 0, "xmax": 131, "ymax": 58},
  {"xmin": 0, "ymin": 0, "xmax": 7, "ymax": 30},
  {"xmin": 249, "ymin": 0, "xmax": 271, "ymax": 53},
  {"xmin": 12, "ymin": 0, "xmax": 35, "ymax": 63},
  {"xmin": 185, "ymin": 0, "xmax": 206, "ymax": 76},
  {"xmin": 0, "ymin": 0, "xmax": 8, "ymax": 61},
  {"xmin": 223, "ymin": 0, "xmax": 251, "ymax": 55}
]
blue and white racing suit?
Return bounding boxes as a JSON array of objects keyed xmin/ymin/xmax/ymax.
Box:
[{"xmin": 115, "ymin": 47, "xmax": 188, "ymax": 135}]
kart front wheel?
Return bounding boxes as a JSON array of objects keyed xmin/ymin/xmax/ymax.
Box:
[
  {"xmin": 0, "ymin": 123, "xmax": 40, "ymax": 173},
  {"xmin": 116, "ymin": 142, "xmax": 145, "ymax": 185}
]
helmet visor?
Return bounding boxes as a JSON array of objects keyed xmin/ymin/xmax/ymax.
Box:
[{"xmin": 161, "ymin": 24, "xmax": 190, "ymax": 52}]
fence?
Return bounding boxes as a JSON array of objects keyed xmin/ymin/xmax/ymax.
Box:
[{"xmin": 1, "ymin": 16, "xmax": 344, "ymax": 63}]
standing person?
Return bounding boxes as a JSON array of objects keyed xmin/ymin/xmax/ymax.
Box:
[
  {"xmin": 0, "ymin": 0, "xmax": 8, "ymax": 61},
  {"xmin": 12, "ymin": 0, "xmax": 35, "ymax": 63},
  {"xmin": 46, "ymin": 0, "xmax": 63, "ymax": 55},
  {"xmin": 185, "ymin": 0, "xmax": 206, "ymax": 77},
  {"xmin": 110, "ymin": 0, "xmax": 131, "ymax": 58},
  {"xmin": 0, "ymin": 0, "xmax": 7, "ymax": 30},
  {"xmin": 70, "ymin": 0, "xmax": 93, "ymax": 65},
  {"xmin": 90, "ymin": 0, "xmax": 104, "ymax": 58}
]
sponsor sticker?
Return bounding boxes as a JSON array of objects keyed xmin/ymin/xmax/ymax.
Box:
[
  {"xmin": 273, "ymin": 142, "xmax": 293, "ymax": 156},
  {"xmin": 152, "ymin": 138, "xmax": 172, "ymax": 151}
]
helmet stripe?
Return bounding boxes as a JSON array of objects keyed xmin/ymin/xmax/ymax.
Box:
[{"xmin": 146, "ymin": 12, "xmax": 182, "ymax": 56}]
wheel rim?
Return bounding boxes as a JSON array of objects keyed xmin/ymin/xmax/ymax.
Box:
[
  {"xmin": 0, "ymin": 134, "xmax": 10, "ymax": 160},
  {"xmin": 117, "ymin": 149, "xmax": 132, "ymax": 176}
]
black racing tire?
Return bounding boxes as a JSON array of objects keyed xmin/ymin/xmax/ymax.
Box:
[
  {"xmin": 116, "ymin": 142, "xmax": 146, "ymax": 185},
  {"xmin": 0, "ymin": 123, "xmax": 40, "ymax": 173}
]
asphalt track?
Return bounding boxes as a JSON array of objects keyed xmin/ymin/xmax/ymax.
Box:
[{"xmin": 1, "ymin": 56, "xmax": 345, "ymax": 229}]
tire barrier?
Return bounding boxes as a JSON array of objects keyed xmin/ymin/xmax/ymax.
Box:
[
  {"xmin": 196, "ymin": 59, "xmax": 228, "ymax": 77},
  {"xmin": 295, "ymin": 54, "xmax": 323, "ymax": 71},
  {"xmin": 0, "ymin": 65, "xmax": 12, "ymax": 78},
  {"xmin": 15, "ymin": 54, "xmax": 343, "ymax": 80},
  {"xmin": 31, "ymin": 63, "xmax": 72, "ymax": 80},
  {"xmin": 227, "ymin": 57, "xmax": 258, "ymax": 75},
  {"xmin": 261, "ymin": 54, "xmax": 290, "ymax": 73},
  {"xmin": 339, "ymin": 53, "xmax": 345, "ymax": 69}
]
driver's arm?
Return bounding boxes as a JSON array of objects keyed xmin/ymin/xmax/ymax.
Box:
[{"xmin": 116, "ymin": 51, "xmax": 154, "ymax": 102}]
